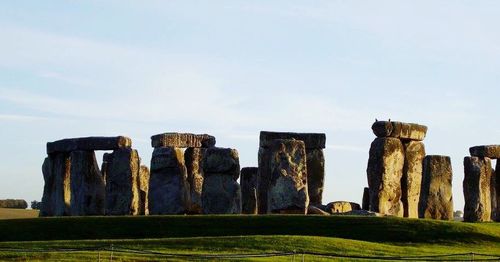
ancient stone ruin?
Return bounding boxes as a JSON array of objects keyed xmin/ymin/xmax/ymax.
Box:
[
  {"xmin": 257, "ymin": 131, "xmax": 326, "ymax": 214},
  {"xmin": 241, "ymin": 167, "xmax": 258, "ymax": 214},
  {"xmin": 419, "ymin": 155, "xmax": 453, "ymax": 220},
  {"xmin": 463, "ymin": 145, "xmax": 500, "ymax": 222}
]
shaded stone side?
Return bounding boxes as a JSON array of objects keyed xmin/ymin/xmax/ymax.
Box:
[
  {"xmin": 490, "ymin": 166, "xmax": 497, "ymax": 221},
  {"xmin": 185, "ymin": 147, "xmax": 206, "ymax": 214},
  {"xmin": 496, "ymin": 160, "xmax": 500, "ymax": 222},
  {"xmin": 138, "ymin": 165, "xmax": 150, "ymax": 215},
  {"xmin": 257, "ymin": 147, "xmax": 272, "ymax": 214},
  {"xmin": 40, "ymin": 153, "xmax": 71, "ymax": 217},
  {"xmin": 362, "ymin": 187, "xmax": 370, "ymax": 210},
  {"xmin": 267, "ymin": 139, "xmax": 309, "ymax": 214},
  {"xmin": 47, "ymin": 136, "xmax": 131, "ymax": 154},
  {"xmin": 419, "ymin": 155, "xmax": 453, "ymax": 220},
  {"xmin": 463, "ymin": 157, "xmax": 492, "ymax": 222},
  {"xmin": 105, "ymin": 148, "xmax": 141, "ymax": 216},
  {"xmin": 148, "ymin": 147, "xmax": 190, "ymax": 215},
  {"xmin": 367, "ymin": 137, "xmax": 404, "ymax": 217},
  {"xmin": 69, "ymin": 151, "xmax": 105, "ymax": 216},
  {"xmin": 259, "ymin": 131, "xmax": 326, "ymax": 149},
  {"xmin": 151, "ymin": 133, "xmax": 216, "ymax": 148},
  {"xmin": 201, "ymin": 147, "xmax": 241, "ymax": 214},
  {"xmin": 307, "ymin": 149, "xmax": 325, "ymax": 206},
  {"xmin": 101, "ymin": 153, "xmax": 113, "ymax": 185},
  {"xmin": 402, "ymin": 141, "xmax": 425, "ymax": 218},
  {"xmin": 470, "ymin": 145, "xmax": 500, "ymax": 159},
  {"xmin": 241, "ymin": 167, "xmax": 258, "ymax": 214}
]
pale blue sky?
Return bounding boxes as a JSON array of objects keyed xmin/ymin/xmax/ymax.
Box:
[{"xmin": 1, "ymin": 1, "xmax": 499, "ymax": 210}]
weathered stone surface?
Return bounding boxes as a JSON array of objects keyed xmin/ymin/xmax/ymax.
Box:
[
  {"xmin": 257, "ymin": 147, "xmax": 272, "ymax": 214},
  {"xmin": 184, "ymin": 147, "xmax": 206, "ymax": 214},
  {"xmin": 138, "ymin": 165, "xmax": 150, "ymax": 215},
  {"xmin": 267, "ymin": 139, "xmax": 309, "ymax": 214},
  {"xmin": 490, "ymin": 166, "xmax": 497, "ymax": 221},
  {"xmin": 201, "ymin": 147, "xmax": 241, "ymax": 214},
  {"xmin": 367, "ymin": 137, "xmax": 404, "ymax": 217},
  {"xmin": 0, "ymin": 199, "xmax": 28, "ymax": 209},
  {"xmin": 495, "ymin": 161, "xmax": 500, "ymax": 222},
  {"xmin": 47, "ymin": 136, "xmax": 131, "ymax": 154},
  {"xmin": 307, "ymin": 205, "xmax": 330, "ymax": 215},
  {"xmin": 325, "ymin": 201, "xmax": 361, "ymax": 214},
  {"xmin": 419, "ymin": 155, "xmax": 453, "ymax": 220},
  {"xmin": 463, "ymin": 157, "xmax": 492, "ymax": 222},
  {"xmin": 104, "ymin": 148, "xmax": 140, "ymax": 216},
  {"xmin": 69, "ymin": 151, "xmax": 105, "ymax": 216},
  {"xmin": 241, "ymin": 167, "xmax": 258, "ymax": 214},
  {"xmin": 371, "ymin": 121, "xmax": 427, "ymax": 141},
  {"xmin": 151, "ymin": 133, "xmax": 215, "ymax": 148},
  {"xmin": 101, "ymin": 153, "xmax": 113, "ymax": 184},
  {"xmin": 402, "ymin": 141, "xmax": 425, "ymax": 218},
  {"xmin": 148, "ymin": 147, "xmax": 189, "ymax": 215},
  {"xmin": 307, "ymin": 149, "xmax": 325, "ymax": 206},
  {"xmin": 259, "ymin": 131, "xmax": 326, "ymax": 149},
  {"xmin": 362, "ymin": 187, "xmax": 370, "ymax": 210},
  {"xmin": 40, "ymin": 153, "xmax": 71, "ymax": 217},
  {"xmin": 470, "ymin": 145, "xmax": 500, "ymax": 159}
]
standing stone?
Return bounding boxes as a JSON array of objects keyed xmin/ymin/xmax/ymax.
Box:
[
  {"xmin": 463, "ymin": 157, "xmax": 492, "ymax": 222},
  {"xmin": 104, "ymin": 148, "xmax": 140, "ymax": 216},
  {"xmin": 40, "ymin": 153, "xmax": 71, "ymax": 217},
  {"xmin": 267, "ymin": 139, "xmax": 309, "ymax": 214},
  {"xmin": 362, "ymin": 187, "xmax": 370, "ymax": 210},
  {"xmin": 69, "ymin": 151, "xmax": 105, "ymax": 216},
  {"xmin": 402, "ymin": 141, "xmax": 425, "ymax": 218},
  {"xmin": 490, "ymin": 166, "xmax": 497, "ymax": 221},
  {"xmin": 148, "ymin": 147, "xmax": 189, "ymax": 215},
  {"xmin": 419, "ymin": 155, "xmax": 453, "ymax": 220},
  {"xmin": 241, "ymin": 167, "xmax": 258, "ymax": 214},
  {"xmin": 257, "ymin": 147, "xmax": 272, "ymax": 214},
  {"xmin": 184, "ymin": 147, "xmax": 206, "ymax": 214},
  {"xmin": 201, "ymin": 148, "xmax": 241, "ymax": 214},
  {"xmin": 138, "ymin": 165, "xmax": 150, "ymax": 215},
  {"xmin": 367, "ymin": 137, "xmax": 404, "ymax": 216},
  {"xmin": 101, "ymin": 153, "xmax": 113, "ymax": 185},
  {"xmin": 307, "ymin": 149, "xmax": 325, "ymax": 206},
  {"xmin": 495, "ymin": 160, "xmax": 500, "ymax": 222}
]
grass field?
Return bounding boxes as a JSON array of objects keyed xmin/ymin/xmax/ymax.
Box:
[
  {"xmin": 0, "ymin": 215, "xmax": 498, "ymax": 261},
  {"xmin": 0, "ymin": 208, "xmax": 38, "ymax": 220}
]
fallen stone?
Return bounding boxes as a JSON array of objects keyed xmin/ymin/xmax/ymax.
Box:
[
  {"xmin": 325, "ymin": 201, "xmax": 361, "ymax": 214},
  {"xmin": 0, "ymin": 199, "xmax": 28, "ymax": 209},
  {"xmin": 259, "ymin": 131, "xmax": 326, "ymax": 149},
  {"xmin": 419, "ymin": 155, "xmax": 453, "ymax": 220},
  {"xmin": 362, "ymin": 187, "xmax": 370, "ymax": 210},
  {"xmin": 307, "ymin": 205, "xmax": 330, "ymax": 215},
  {"xmin": 267, "ymin": 139, "xmax": 309, "ymax": 214},
  {"xmin": 463, "ymin": 157, "xmax": 492, "ymax": 222},
  {"xmin": 69, "ymin": 151, "xmax": 105, "ymax": 216},
  {"xmin": 151, "ymin": 133, "xmax": 215, "ymax": 148},
  {"xmin": 402, "ymin": 141, "xmax": 425, "ymax": 218},
  {"xmin": 470, "ymin": 145, "xmax": 500, "ymax": 159},
  {"xmin": 138, "ymin": 165, "xmax": 150, "ymax": 215},
  {"xmin": 306, "ymin": 149, "xmax": 325, "ymax": 206},
  {"xmin": 104, "ymin": 148, "xmax": 141, "ymax": 216},
  {"xmin": 148, "ymin": 147, "xmax": 190, "ymax": 215},
  {"xmin": 47, "ymin": 136, "xmax": 132, "ymax": 154},
  {"xmin": 367, "ymin": 137, "xmax": 404, "ymax": 217},
  {"xmin": 241, "ymin": 167, "xmax": 258, "ymax": 214},
  {"xmin": 371, "ymin": 121, "xmax": 427, "ymax": 141},
  {"xmin": 40, "ymin": 153, "xmax": 71, "ymax": 217},
  {"xmin": 184, "ymin": 147, "xmax": 206, "ymax": 214},
  {"xmin": 201, "ymin": 147, "xmax": 241, "ymax": 214}
]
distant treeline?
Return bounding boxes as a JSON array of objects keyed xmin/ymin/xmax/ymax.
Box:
[{"xmin": 0, "ymin": 199, "xmax": 28, "ymax": 209}]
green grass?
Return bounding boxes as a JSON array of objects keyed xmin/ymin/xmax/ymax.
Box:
[
  {"xmin": 0, "ymin": 208, "xmax": 38, "ymax": 220},
  {"xmin": 0, "ymin": 215, "xmax": 498, "ymax": 261}
]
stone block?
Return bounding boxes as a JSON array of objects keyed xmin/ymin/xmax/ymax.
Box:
[
  {"xmin": 259, "ymin": 131, "xmax": 326, "ymax": 149},
  {"xmin": 47, "ymin": 136, "xmax": 131, "ymax": 154},
  {"xmin": 241, "ymin": 167, "xmax": 258, "ymax": 214},
  {"xmin": 402, "ymin": 141, "xmax": 425, "ymax": 218},
  {"xmin": 463, "ymin": 157, "xmax": 492, "ymax": 222},
  {"xmin": 151, "ymin": 133, "xmax": 215, "ymax": 148},
  {"xmin": 419, "ymin": 155, "xmax": 453, "ymax": 220},
  {"xmin": 470, "ymin": 145, "xmax": 500, "ymax": 159},
  {"xmin": 371, "ymin": 121, "xmax": 427, "ymax": 141},
  {"xmin": 184, "ymin": 147, "xmax": 206, "ymax": 214}
]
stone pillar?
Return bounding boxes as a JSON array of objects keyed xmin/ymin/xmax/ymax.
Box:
[
  {"xmin": 419, "ymin": 155, "xmax": 453, "ymax": 220},
  {"xmin": 241, "ymin": 167, "xmax": 258, "ymax": 214},
  {"xmin": 104, "ymin": 148, "xmax": 141, "ymax": 216},
  {"xmin": 185, "ymin": 147, "xmax": 206, "ymax": 214},
  {"xmin": 69, "ymin": 151, "xmax": 105, "ymax": 216},
  {"xmin": 267, "ymin": 139, "xmax": 309, "ymax": 214},
  {"xmin": 258, "ymin": 131, "xmax": 325, "ymax": 214},
  {"xmin": 495, "ymin": 160, "xmax": 500, "ymax": 222},
  {"xmin": 491, "ymin": 166, "xmax": 497, "ymax": 221},
  {"xmin": 101, "ymin": 153, "xmax": 113, "ymax": 185},
  {"xmin": 402, "ymin": 141, "xmax": 425, "ymax": 218},
  {"xmin": 138, "ymin": 165, "xmax": 150, "ymax": 215},
  {"xmin": 148, "ymin": 147, "xmax": 189, "ymax": 215},
  {"xmin": 201, "ymin": 148, "xmax": 241, "ymax": 214},
  {"xmin": 40, "ymin": 153, "xmax": 71, "ymax": 217},
  {"xmin": 463, "ymin": 157, "xmax": 492, "ymax": 222},
  {"xmin": 362, "ymin": 187, "xmax": 369, "ymax": 210},
  {"xmin": 367, "ymin": 137, "xmax": 404, "ymax": 216}
]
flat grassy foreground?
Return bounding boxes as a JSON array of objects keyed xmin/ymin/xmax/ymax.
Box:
[
  {"xmin": 0, "ymin": 215, "xmax": 498, "ymax": 261},
  {"xmin": 0, "ymin": 208, "xmax": 38, "ymax": 220}
]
